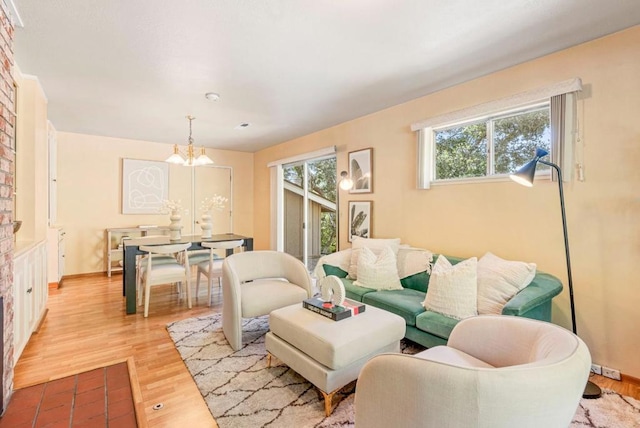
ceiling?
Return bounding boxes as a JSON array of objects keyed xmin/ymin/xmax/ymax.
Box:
[{"xmin": 12, "ymin": 1, "xmax": 640, "ymax": 153}]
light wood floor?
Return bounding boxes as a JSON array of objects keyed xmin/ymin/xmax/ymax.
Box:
[
  {"xmin": 13, "ymin": 274, "xmax": 221, "ymax": 427},
  {"xmin": 590, "ymin": 371, "xmax": 640, "ymax": 400},
  {"xmin": 12, "ymin": 274, "xmax": 640, "ymax": 427}
]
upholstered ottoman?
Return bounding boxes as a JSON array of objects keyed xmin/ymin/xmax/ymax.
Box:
[{"xmin": 265, "ymin": 303, "xmax": 405, "ymax": 415}]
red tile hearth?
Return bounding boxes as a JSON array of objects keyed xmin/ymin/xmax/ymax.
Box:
[{"xmin": 0, "ymin": 362, "xmax": 137, "ymax": 428}]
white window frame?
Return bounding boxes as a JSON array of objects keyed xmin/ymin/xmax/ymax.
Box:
[{"xmin": 412, "ymin": 78, "xmax": 582, "ymax": 189}]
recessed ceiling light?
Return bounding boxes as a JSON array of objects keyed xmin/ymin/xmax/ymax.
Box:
[
  {"xmin": 234, "ymin": 123, "xmax": 250, "ymax": 129},
  {"xmin": 205, "ymin": 92, "xmax": 220, "ymax": 101}
]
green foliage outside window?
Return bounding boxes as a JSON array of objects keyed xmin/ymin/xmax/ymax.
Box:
[
  {"xmin": 435, "ymin": 123, "xmax": 487, "ymax": 179},
  {"xmin": 284, "ymin": 158, "xmax": 337, "ymax": 255},
  {"xmin": 435, "ymin": 106, "xmax": 550, "ymax": 180},
  {"xmin": 320, "ymin": 212, "xmax": 336, "ymax": 254}
]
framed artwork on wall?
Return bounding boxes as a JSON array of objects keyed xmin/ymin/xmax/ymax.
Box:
[
  {"xmin": 122, "ymin": 158, "xmax": 169, "ymax": 214},
  {"xmin": 348, "ymin": 148, "xmax": 373, "ymax": 193},
  {"xmin": 348, "ymin": 200, "xmax": 372, "ymax": 242}
]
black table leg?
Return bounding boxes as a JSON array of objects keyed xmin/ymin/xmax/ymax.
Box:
[{"xmin": 124, "ymin": 246, "xmax": 138, "ymax": 314}]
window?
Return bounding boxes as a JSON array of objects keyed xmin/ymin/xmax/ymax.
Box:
[
  {"xmin": 434, "ymin": 103, "xmax": 550, "ymax": 181},
  {"xmin": 412, "ymin": 78, "xmax": 582, "ymax": 189}
]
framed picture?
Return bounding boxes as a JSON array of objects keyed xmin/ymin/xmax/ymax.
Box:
[
  {"xmin": 122, "ymin": 159, "xmax": 169, "ymax": 214},
  {"xmin": 348, "ymin": 148, "xmax": 373, "ymax": 193},
  {"xmin": 348, "ymin": 201, "xmax": 372, "ymax": 242}
]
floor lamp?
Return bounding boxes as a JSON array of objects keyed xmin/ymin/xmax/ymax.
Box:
[{"xmin": 510, "ymin": 148, "xmax": 601, "ymax": 399}]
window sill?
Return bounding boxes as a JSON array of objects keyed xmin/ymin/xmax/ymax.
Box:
[{"xmin": 430, "ymin": 171, "xmax": 551, "ymax": 187}]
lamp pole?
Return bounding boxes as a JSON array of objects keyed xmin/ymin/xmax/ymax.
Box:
[
  {"xmin": 511, "ymin": 148, "xmax": 601, "ymax": 399},
  {"xmin": 538, "ymin": 160, "xmax": 577, "ymax": 335}
]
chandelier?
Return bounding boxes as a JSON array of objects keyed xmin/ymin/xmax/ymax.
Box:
[{"xmin": 165, "ymin": 115, "xmax": 214, "ymax": 166}]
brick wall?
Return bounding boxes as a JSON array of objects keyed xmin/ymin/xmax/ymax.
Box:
[{"xmin": 0, "ymin": 1, "xmax": 15, "ymax": 412}]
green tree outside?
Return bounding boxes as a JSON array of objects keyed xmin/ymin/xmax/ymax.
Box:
[
  {"xmin": 435, "ymin": 108, "xmax": 550, "ymax": 179},
  {"xmin": 284, "ymin": 158, "xmax": 337, "ymax": 255}
]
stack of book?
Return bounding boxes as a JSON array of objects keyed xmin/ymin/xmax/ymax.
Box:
[{"xmin": 302, "ymin": 297, "xmax": 366, "ymax": 321}]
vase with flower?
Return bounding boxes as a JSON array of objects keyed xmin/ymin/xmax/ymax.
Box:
[
  {"xmin": 162, "ymin": 200, "xmax": 184, "ymax": 240},
  {"xmin": 200, "ymin": 195, "xmax": 229, "ymax": 238}
]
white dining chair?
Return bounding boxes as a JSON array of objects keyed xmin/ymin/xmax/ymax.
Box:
[
  {"xmin": 139, "ymin": 242, "xmax": 192, "ymax": 317},
  {"xmin": 187, "ymin": 249, "xmax": 211, "ymax": 267},
  {"xmin": 195, "ymin": 239, "xmax": 244, "ymax": 306},
  {"xmin": 185, "ymin": 245, "xmax": 219, "ymax": 290},
  {"xmin": 135, "ymin": 236, "xmax": 179, "ymax": 304}
]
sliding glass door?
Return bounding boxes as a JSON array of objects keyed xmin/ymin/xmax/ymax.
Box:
[{"xmin": 282, "ymin": 156, "xmax": 336, "ymax": 271}]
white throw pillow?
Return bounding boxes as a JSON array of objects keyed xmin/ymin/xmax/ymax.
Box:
[
  {"xmin": 423, "ymin": 256, "xmax": 478, "ymax": 320},
  {"xmin": 348, "ymin": 237, "xmax": 401, "ymax": 279},
  {"xmin": 477, "ymin": 252, "xmax": 537, "ymax": 315},
  {"xmin": 396, "ymin": 247, "xmax": 433, "ymax": 278},
  {"xmin": 353, "ymin": 246, "xmax": 403, "ymax": 290}
]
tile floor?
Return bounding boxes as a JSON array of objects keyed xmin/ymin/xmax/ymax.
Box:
[{"xmin": 0, "ymin": 362, "xmax": 137, "ymax": 427}]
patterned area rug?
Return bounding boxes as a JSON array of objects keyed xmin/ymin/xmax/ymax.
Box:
[{"xmin": 167, "ymin": 313, "xmax": 640, "ymax": 428}]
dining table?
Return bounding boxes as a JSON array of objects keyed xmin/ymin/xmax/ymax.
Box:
[{"xmin": 122, "ymin": 233, "xmax": 253, "ymax": 314}]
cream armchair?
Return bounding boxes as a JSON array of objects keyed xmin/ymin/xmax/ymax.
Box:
[
  {"xmin": 355, "ymin": 315, "xmax": 591, "ymax": 428},
  {"xmin": 222, "ymin": 250, "xmax": 313, "ymax": 351}
]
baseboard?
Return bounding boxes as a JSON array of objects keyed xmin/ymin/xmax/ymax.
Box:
[
  {"xmin": 61, "ymin": 272, "xmax": 105, "ymax": 280},
  {"xmin": 622, "ymin": 373, "xmax": 640, "ymax": 385},
  {"xmin": 33, "ymin": 308, "xmax": 48, "ymax": 334}
]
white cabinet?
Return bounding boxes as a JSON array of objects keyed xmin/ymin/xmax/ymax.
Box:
[
  {"xmin": 14, "ymin": 240, "xmax": 48, "ymax": 361},
  {"xmin": 47, "ymin": 227, "xmax": 65, "ymax": 287}
]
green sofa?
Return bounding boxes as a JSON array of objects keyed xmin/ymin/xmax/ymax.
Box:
[{"xmin": 320, "ymin": 254, "xmax": 564, "ymax": 349}]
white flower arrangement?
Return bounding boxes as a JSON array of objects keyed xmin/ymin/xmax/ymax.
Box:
[
  {"xmin": 161, "ymin": 199, "xmax": 183, "ymax": 214},
  {"xmin": 201, "ymin": 195, "xmax": 228, "ymax": 213}
]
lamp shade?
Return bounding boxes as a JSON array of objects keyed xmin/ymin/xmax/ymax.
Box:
[
  {"xmin": 166, "ymin": 145, "xmax": 186, "ymax": 164},
  {"xmin": 196, "ymin": 147, "xmax": 214, "ymax": 165},
  {"xmin": 510, "ymin": 148, "xmax": 549, "ymax": 187}
]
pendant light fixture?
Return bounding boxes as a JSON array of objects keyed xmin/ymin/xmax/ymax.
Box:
[{"xmin": 165, "ymin": 115, "xmax": 214, "ymax": 166}]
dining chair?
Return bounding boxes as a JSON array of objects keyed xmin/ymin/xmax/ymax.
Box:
[
  {"xmin": 184, "ymin": 246, "xmax": 219, "ymax": 291},
  {"xmin": 187, "ymin": 249, "xmax": 211, "ymax": 267},
  {"xmin": 135, "ymin": 235, "xmax": 179, "ymax": 305},
  {"xmin": 195, "ymin": 239, "xmax": 244, "ymax": 306},
  {"xmin": 139, "ymin": 242, "xmax": 192, "ymax": 317}
]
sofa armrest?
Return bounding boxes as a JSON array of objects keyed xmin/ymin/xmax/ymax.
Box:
[
  {"xmin": 502, "ymin": 272, "xmax": 563, "ymax": 316},
  {"xmin": 313, "ymin": 249, "xmax": 351, "ymax": 279}
]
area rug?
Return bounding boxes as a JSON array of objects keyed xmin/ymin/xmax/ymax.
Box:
[{"xmin": 167, "ymin": 313, "xmax": 640, "ymax": 428}]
